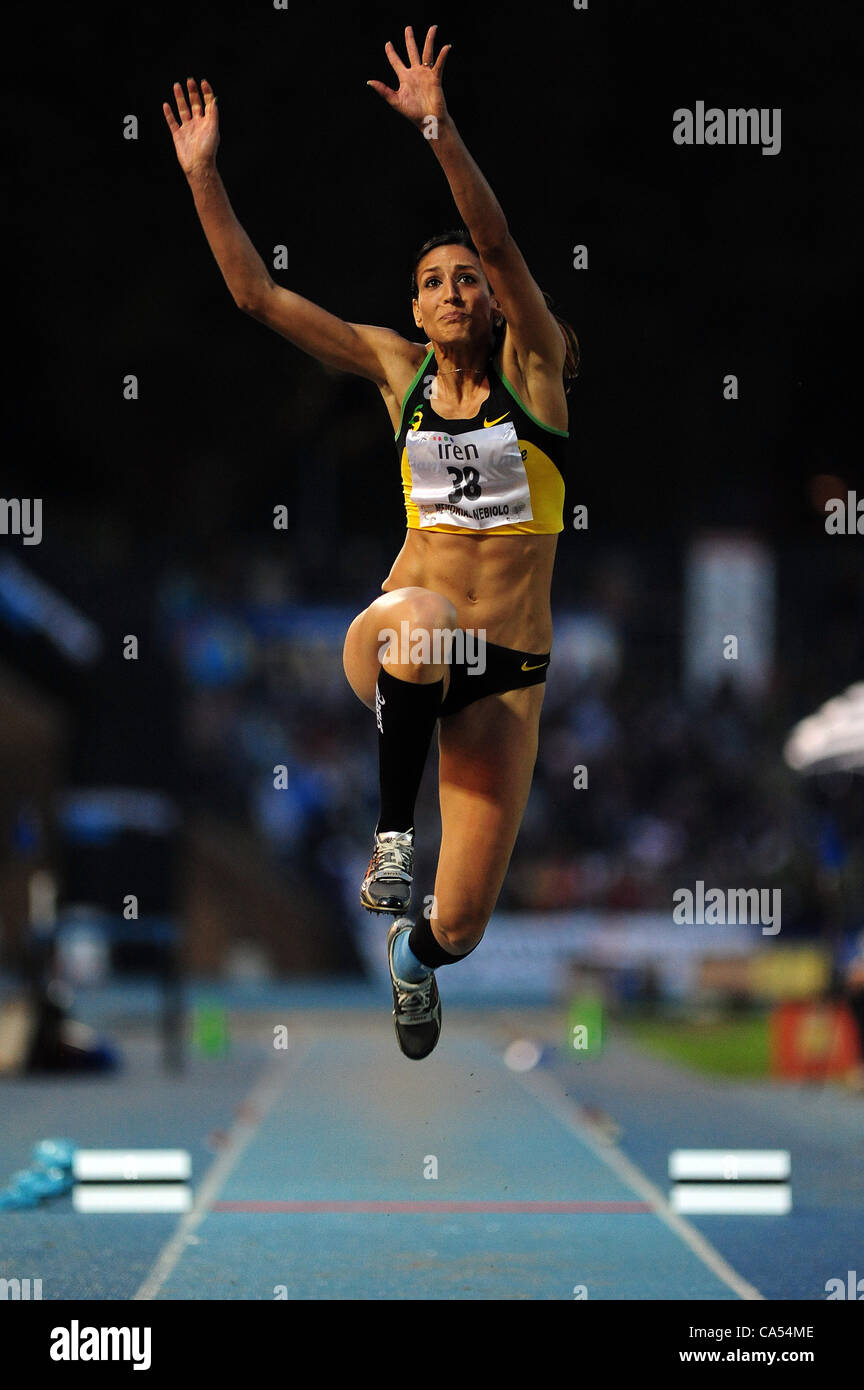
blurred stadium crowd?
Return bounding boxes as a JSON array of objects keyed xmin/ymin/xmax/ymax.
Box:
[
  {"xmin": 151, "ymin": 526, "xmax": 864, "ymax": 942},
  {"xmin": 3, "ymin": 500, "xmax": 863, "ymax": 985}
]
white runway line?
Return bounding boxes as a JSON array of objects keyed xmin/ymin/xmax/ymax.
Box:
[
  {"xmin": 132, "ymin": 1038, "xmax": 313, "ymax": 1302},
  {"xmin": 508, "ymin": 1061, "xmax": 765, "ymax": 1301}
]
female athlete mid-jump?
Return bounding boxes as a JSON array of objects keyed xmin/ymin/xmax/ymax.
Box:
[{"xmin": 164, "ymin": 24, "xmax": 578, "ymax": 1060}]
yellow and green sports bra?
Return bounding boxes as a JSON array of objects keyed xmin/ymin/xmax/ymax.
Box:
[{"xmin": 394, "ymin": 346, "xmax": 568, "ymax": 534}]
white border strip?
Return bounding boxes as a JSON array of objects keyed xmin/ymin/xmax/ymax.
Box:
[
  {"xmin": 511, "ymin": 1064, "xmax": 764, "ymax": 1301},
  {"xmin": 132, "ymin": 1040, "xmax": 312, "ymax": 1301}
]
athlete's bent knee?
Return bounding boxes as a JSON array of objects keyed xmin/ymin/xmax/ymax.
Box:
[
  {"xmin": 379, "ymin": 588, "xmax": 458, "ymax": 639},
  {"xmin": 376, "ymin": 588, "xmax": 458, "ymax": 675},
  {"xmin": 433, "ymin": 911, "xmax": 488, "ymax": 956}
]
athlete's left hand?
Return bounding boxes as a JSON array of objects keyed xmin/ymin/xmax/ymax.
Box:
[{"xmin": 366, "ymin": 25, "xmax": 451, "ymax": 128}]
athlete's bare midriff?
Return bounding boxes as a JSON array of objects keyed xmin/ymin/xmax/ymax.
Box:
[{"xmin": 381, "ymin": 528, "xmax": 558, "ymax": 652}]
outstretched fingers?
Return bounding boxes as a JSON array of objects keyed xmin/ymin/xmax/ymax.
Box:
[
  {"xmin": 366, "ymin": 77, "xmax": 396, "ymax": 104},
  {"xmin": 186, "ymin": 76, "xmax": 204, "ymax": 117},
  {"xmin": 384, "ymin": 39, "xmax": 408, "ymax": 80},
  {"xmin": 434, "ymin": 42, "xmax": 451, "ymax": 76},
  {"xmin": 419, "ymin": 24, "xmax": 450, "ymax": 72},
  {"xmin": 163, "ymin": 76, "xmax": 216, "ymax": 132},
  {"xmin": 367, "ymin": 29, "xmax": 450, "ymax": 106},
  {"xmin": 172, "ymin": 79, "xmax": 192, "ymax": 122},
  {"xmin": 404, "ymin": 25, "xmax": 421, "ymax": 65},
  {"xmin": 421, "ymin": 24, "xmax": 438, "ymax": 65}
]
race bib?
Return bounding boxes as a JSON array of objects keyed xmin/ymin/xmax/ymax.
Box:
[{"xmin": 406, "ymin": 422, "xmax": 533, "ymax": 530}]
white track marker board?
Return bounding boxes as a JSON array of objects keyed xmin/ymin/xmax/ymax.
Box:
[
  {"xmin": 72, "ymin": 1150, "xmax": 192, "ymax": 1212},
  {"xmin": 669, "ymin": 1150, "xmax": 791, "ymax": 1215}
]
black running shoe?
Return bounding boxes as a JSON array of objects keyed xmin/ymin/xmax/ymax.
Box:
[
  {"xmin": 386, "ymin": 918, "xmax": 441, "ymax": 1061},
  {"xmin": 360, "ymin": 829, "xmax": 414, "ymax": 913}
]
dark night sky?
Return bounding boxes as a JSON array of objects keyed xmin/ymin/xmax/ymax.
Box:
[{"xmin": 5, "ymin": 0, "xmax": 862, "ymax": 554}]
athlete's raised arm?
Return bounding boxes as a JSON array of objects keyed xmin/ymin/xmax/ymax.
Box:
[
  {"xmin": 162, "ymin": 77, "xmax": 419, "ymax": 386},
  {"xmin": 368, "ymin": 26, "xmax": 567, "ymax": 385}
]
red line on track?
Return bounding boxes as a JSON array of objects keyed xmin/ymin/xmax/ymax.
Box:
[{"xmin": 211, "ymin": 1200, "xmax": 652, "ymax": 1213}]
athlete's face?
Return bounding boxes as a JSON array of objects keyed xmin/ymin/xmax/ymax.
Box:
[{"xmin": 413, "ymin": 246, "xmax": 500, "ymax": 345}]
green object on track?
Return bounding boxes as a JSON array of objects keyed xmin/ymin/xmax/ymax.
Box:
[
  {"xmin": 192, "ymin": 1002, "xmax": 229, "ymax": 1056},
  {"xmin": 566, "ymin": 995, "xmax": 604, "ymax": 1056}
]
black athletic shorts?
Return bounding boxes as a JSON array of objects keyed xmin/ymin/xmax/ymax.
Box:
[{"xmin": 438, "ymin": 635, "xmax": 551, "ymax": 718}]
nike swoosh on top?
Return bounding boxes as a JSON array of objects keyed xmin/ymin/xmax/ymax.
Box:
[
  {"xmin": 521, "ymin": 659, "xmax": 549, "ymax": 671},
  {"xmin": 483, "ymin": 413, "xmax": 510, "ymax": 427}
]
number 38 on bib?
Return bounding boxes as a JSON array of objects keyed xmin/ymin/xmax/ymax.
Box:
[{"xmin": 406, "ymin": 422, "xmax": 533, "ymax": 530}]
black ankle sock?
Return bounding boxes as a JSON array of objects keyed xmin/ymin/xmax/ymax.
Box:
[
  {"xmin": 375, "ymin": 667, "xmax": 444, "ymax": 833},
  {"xmin": 408, "ymin": 914, "xmax": 480, "ymax": 969}
]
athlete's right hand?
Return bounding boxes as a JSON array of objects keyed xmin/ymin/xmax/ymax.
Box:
[{"xmin": 163, "ymin": 78, "xmax": 219, "ymax": 176}]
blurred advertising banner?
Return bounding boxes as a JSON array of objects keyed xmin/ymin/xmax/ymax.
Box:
[
  {"xmin": 356, "ymin": 910, "xmax": 761, "ymax": 1004},
  {"xmin": 356, "ymin": 911, "xmax": 834, "ymax": 1006},
  {"xmin": 684, "ymin": 533, "xmax": 775, "ymax": 699},
  {"xmin": 770, "ymin": 1002, "xmax": 860, "ymax": 1078}
]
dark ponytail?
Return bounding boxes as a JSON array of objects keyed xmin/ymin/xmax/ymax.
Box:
[{"xmin": 540, "ymin": 290, "xmax": 581, "ymax": 393}]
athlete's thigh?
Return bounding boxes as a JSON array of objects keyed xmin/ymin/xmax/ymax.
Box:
[
  {"xmin": 343, "ymin": 586, "xmax": 456, "ymax": 710},
  {"xmin": 343, "ymin": 601, "xmax": 386, "ymax": 711},
  {"xmin": 433, "ymin": 683, "xmax": 545, "ymax": 928},
  {"xmin": 343, "ymin": 591, "xmax": 409, "ymax": 710}
]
